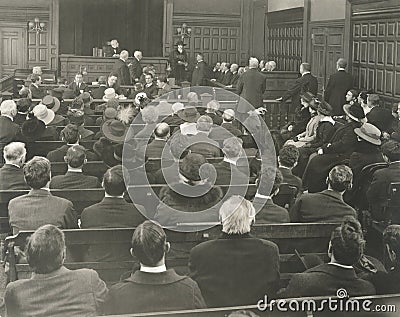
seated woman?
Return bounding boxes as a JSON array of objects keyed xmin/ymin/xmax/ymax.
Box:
[{"xmin": 281, "ymin": 216, "xmax": 376, "ymax": 298}]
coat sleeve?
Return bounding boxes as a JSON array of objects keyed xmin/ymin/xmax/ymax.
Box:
[
  {"xmin": 289, "ymin": 196, "xmax": 303, "ymax": 222},
  {"xmin": 90, "ymin": 269, "xmax": 109, "ymax": 315},
  {"xmin": 236, "ymin": 76, "xmax": 244, "ymax": 95},
  {"xmin": 280, "ymin": 273, "xmax": 306, "ymax": 298},
  {"xmin": 64, "ymin": 201, "xmax": 78, "ymax": 229},
  {"xmin": 282, "ymin": 77, "xmax": 303, "ymax": 101},
  {"xmin": 324, "ymin": 76, "xmax": 333, "ymax": 101},
  {"xmin": 4, "ymin": 284, "xmax": 18, "ymax": 317},
  {"xmin": 366, "ymin": 170, "xmax": 386, "ymax": 207},
  {"xmin": 322, "ymin": 127, "xmax": 357, "ymax": 154},
  {"xmin": 193, "ymin": 281, "xmax": 207, "ymax": 308}
]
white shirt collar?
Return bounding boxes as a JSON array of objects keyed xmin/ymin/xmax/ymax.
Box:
[
  {"xmin": 6, "ymin": 163, "xmax": 21, "ymax": 168},
  {"xmin": 104, "ymin": 193, "xmax": 124, "ymax": 199},
  {"xmin": 338, "ymin": 68, "xmax": 346, "ymax": 71},
  {"xmin": 67, "ymin": 167, "xmax": 83, "ymax": 173},
  {"xmin": 140, "ymin": 264, "xmax": 167, "ymax": 273},
  {"xmin": 223, "ymin": 156, "xmax": 238, "ymax": 166},
  {"xmin": 329, "ymin": 262, "xmax": 353, "ymax": 269},
  {"xmin": 255, "ymin": 192, "xmax": 271, "ymax": 200},
  {"xmin": 320, "ymin": 116, "xmax": 335, "ymax": 125},
  {"xmin": 2, "ymin": 114, "xmax": 14, "ymax": 121},
  {"xmin": 302, "ymin": 71, "xmax": 311, "ymax": 76}
]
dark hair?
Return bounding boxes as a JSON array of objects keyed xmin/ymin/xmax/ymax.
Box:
[
  {"xmin": 392, "ymin": 103, "xmax": 399, "ymax": 113},
  {"xmin": 60, "ymin": 124, "xmax": 80, "ymax": 144},
  {"xmin": 382, "ymin": 140, "xmax": 400, "ymax": 162},
  {"xmin": 103, "ymin": 165, "xmax": 126, "ymax": 196},
  {"xmin": 23, "ymin": 156, "xmax": 51, "ymax": 189},
  {"xmin": 328, "ymin": 165, "xmax": 353, "ymax": 192},
  {"xmin": 279, "ymin": 145, "xmax": 299, "ymax": 168},
  {"xmin": 17, "ymin": 98, "xmax": 31, "ymax": 112},
  {"xmin": 131, "ymin": 220, "xmax": 166, "ymax": 266},
  {"xmin": 144, "ymin": 72, "xmax": 154, "ymax": 79},
  {"xmin": 348, "ymin": 89, "xmax": 358, "ymax": 100},
  {"xmin": 359, "ymin": 89, "xmax": 373, "ymax": 104},
  {"xmin": 301, "ymin": 63, "xmax": 311, "ymax": 72},
  {"xmin": 70, "ymin": 97, "xmax": 84, "ymax": 110},
  {"xmin": 26, "ymin": 224, "xmax": 65, "ymax": 274},
  {"xmin": 31, "ymin": 74, "xmax": 41, "ymax": 83},
  {"xmin": 67, "ymin": 109, "xmax": 84, "ymax": 126},
  {"xmin": 258, "ymin": 167, "xmax": 282, "ymax": 196},
  {"xmin": 65, "ymin": 145, "xmax": 86, "ymax": 168},
  {"xmin": 330, "ymin": 216, "xmax": 365, "ymax": 265},
  {"xmin": 197, "ymin": 52, "xmax": 204, "ymax": 58},
  {"xmin": 383, "ymin": 225, "xmax": 400, "ymax": 267}
]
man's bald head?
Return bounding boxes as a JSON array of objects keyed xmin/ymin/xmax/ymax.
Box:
[{"xmin": 154, "ymin": 122, "xmax": 170, "ymax": 139}]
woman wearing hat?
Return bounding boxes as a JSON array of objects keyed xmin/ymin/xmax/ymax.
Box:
[{"xmin": 168, "ymin": 40, "xmax": 188, "ymax": 85}]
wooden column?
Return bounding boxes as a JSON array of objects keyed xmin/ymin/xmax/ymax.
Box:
[
  {"xmin": 343, "ymin": 0, "xmax": 352, "ymax": 69},
  {"xmin": 49, "ymin": 0, "xmax": 59, "ymax": 71},
  {"xmin": 302, "ymin": 0, "xmax": 311, "ymax": 61},
  {"xmin": 163, "ymin": 0, "xmax": 173, "ymax": 57}
]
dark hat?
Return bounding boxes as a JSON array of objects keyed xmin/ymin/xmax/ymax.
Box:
[
  {"xmin": 343, "ymin": 103, "xmax": 366, "ymax": 122},
  {"xmin": 175, "ymin": 40, "xmax": 186, "ymax": 47},
  {"xmin": 51, "ymin": 88, "xmax": 64, "ymax": 100},
  {"xmin": 317, "ymin": 100, "xmax": 333, "ymax": 116},
  {"xmin": 42, "ymin": 95, "xmax": 60, "ymax": 113},
  {"xmin": 177, "ymin": 106, "xmax": 200, "ymax": 123},
  {"xmin": 62, "ymin": 88, "xmax": 75, "ymax": 99},
  {"xmin": 21, "ymin": 116, "xmax": 46, "ymax": 140},
  {"xmin": 16, "ymin": 98, "xmax": 32, "ymax": 112},
  {"xmin": 79, "ymin": 92, "xmax": 93, "ymax": 105},
  {"xmin": 101, "ymin": 119, "xmax": 127, "ymax": 143},
  {"xmin": 179, "ymin": 153, "xmax": 206, "ymax": 181},
  {"xmin": 354, "ymin": 123, "xmax": 382, "ymax": 145},
  {"xmin": 300, "ymin": 91, "xmax": 315, "ymax": 104}
]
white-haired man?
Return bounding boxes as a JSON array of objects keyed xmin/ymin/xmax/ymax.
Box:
[
  {"xmin": 129, "ymin": 50, "xmax": 143, "ymax": 83},
  {"xmin": 236, "ymin": 57, "xmax": 267, "ymax": 121},
  {"xmin": 189, "ymin": 195, "xmax": 280, "ymax": 307},
  {"xmin": 0, "ymin": 142, "xmax": 29, "ymax": 190},
  {"xmin": 0, "ymin": 100, "xmax": 20, "ymax": 163},
  {"xmin": 105, "ymin": 39, "xmax": 121, "ymax": 57},
  {"xmin": 111, "ymin": 50, "xmax": 131, "ymax": 86}
]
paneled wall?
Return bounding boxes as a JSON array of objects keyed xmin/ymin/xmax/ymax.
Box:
[{"xmin": 351, "ymin": 0, "xmax": 400, "ymax": 106}]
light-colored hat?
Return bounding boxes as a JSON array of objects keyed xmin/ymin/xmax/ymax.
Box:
[
  {"xmin": 354, "ymin": 123, "xmax": 382, "ymax": 145},
  {"xmin": 172, "ymin": 102, "xmax": 184, "ymax": 114},
  {"xmin": 41, "ymin": 95, "xmax": 61, "ymax": 113},
  {"xmin": 223, "ymin": 109, "xmax": 235, "ymax": 118},
  {"xmin": 33, "ymin": 104, "xmax": 55, "ymax": 125},
  {"xmin": 103, "ymin": 88, "xmax": 118, "ymax": 102}
]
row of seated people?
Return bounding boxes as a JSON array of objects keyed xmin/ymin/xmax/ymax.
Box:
[{"xmin": 4, "ymin": 205, "xmax": 400, "ymax": 316}]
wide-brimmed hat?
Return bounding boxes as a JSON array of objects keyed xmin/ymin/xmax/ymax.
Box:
[
  {"xmin": 300, "ymin": 91, "xmax": 315, "ymax": 104},
  {"xmin": 317, "ymin": 100, "xmax": 333, "ymax": 116},
  {"xmin": 62, "ymin": 88, "xmax": 75, "ymax": 99},
  {"xmin": 354, "ymin": 123, "xmax": 382, "ymax": 145},
  {"xmin": 102, "ymin": 119, "xmax": 127, "ymax": 143},
  {"xmin": 343, "ymin": 103, "xmax": 366, "ymax": 122},
  {"xmin": 80, "ymin": 92, "xmax": 93, "ymax": 105},
  {"xmin": 103, "ymin": 88, "xmax": 118, "ymax": 102},
  {"xmin": 179, "ymin": 153, "xmax": 206, "ymax": 181},
  {"xmin": 51, "ymin": 88, "xmax": 64, "ymax": 100},
  {"xmin": 177, "ymin": 106, "xmax": 200, "ymax": 123},
  {"xmin": 175, "ymin": 40, "xmax": 186, "ymax": 47},
  {"xmin": 21, "ymin": 116, "xmax": 46, "ymax": 140},
  {"xmin": 41, "ymin": 95, "xmax": 60, "ymax": 113},
  {"xmin": 32, "ymin": 104, "xmax": 55, "ymax": 125}
]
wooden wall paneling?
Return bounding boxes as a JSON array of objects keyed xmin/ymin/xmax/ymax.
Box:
[{"xmin": 0, "ymin": 27, "xmax": 26, "ymax": 77}]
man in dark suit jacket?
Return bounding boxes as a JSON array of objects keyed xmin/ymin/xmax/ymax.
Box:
[
  {"xmin": 324, "ymin": 58, "xmax": 353, "ymax": 116},
  {"xmin": 237, "ymin": 57, "xmax": 266, "ymax": 119},
  {"xmin": 278, "ymin": 62, "xmax": 318, "ymax": 110},
  {"xmin": 0, "ymin": 100, "xmax": 20, "ymax": 164},
  {"xmin": 228, "ymin": 64, "xmax": 240, "ymax": 87},
  {"xmin": 282, "ymin": 216, "xmax": 375, "ymax": 298},
  {"xmin": 366, "ymin": 94, "xmax": 393, "ymax": 133},
  {"xmin": 188, "ymin": 116, "xmax": 221, "ymax": 158},
  {"xmin": 104, "ymin": 221, "xmax": 205, "ymax": 315},
  {"xmin": 4, "ymin": 225, "xmax": 108, "ymax": 317},
  {"xmin": 68, "ymin": 73, "xmax": 89, "ymax": 97},
  {"xmin": 8, "ymin": 157, "xmax": 78, "ymax": 234},
  {"xmin": 49, "ymin": 145, "xmax": 100, "ymax": 190},
  {"xmin": 220, "ymin": 63, "xmax": 233, "ymax": 86},
  {"xmin": 0, "ymin": 142, "xmax": 29, "ymax": 190},
  {"xmin": 367, "ymin": 140, "xmax": 400, "ymax": 221},
  {"xmin": 291, "ymin": 165, "xmax": 356, "ymax": 222},
  {"xmin": 278, "ymin": 145, "xmax": 302, "ymax": 190},
  {"xmin": 111, "ymin": 50, "xmax": 131, "ymax": 86},
  {"xmin": 29, "ymin": 74, "xmax": 47, "ymax": 99},
  {"xmin": 129, "ymin": 50, "xmax": 143, "ymax": 83},
  {"xmin": 142, "ymin": 123, "xmax": 169, "ymax": 159},
  {"xmin": 191, "ymin": 53, "xmax": 208, "ymax": 86},
  {"xmin": 189, "ymin": 196, "xmax": 280, "ymax": 307},
  {"xmin": 91, "ymin": 76, "xmax": 107, "ymax": 99}
]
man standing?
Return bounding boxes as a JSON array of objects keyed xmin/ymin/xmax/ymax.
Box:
[
  {"xmin": 191, "ymin": 53, "xmax": 208, "ymax": 86},
  {"xmin": 168, "ymin": 40, "xmax": 188, "ymax": 85},
  {"xmin": 278, "ymin": 62, "xmax": 318, "ymax": 110},
  {"xmin": 236, "ymin": 57, "xmax": 266, "ymax": 120},
  {"xmin": 111, "ymin": 50, "xmax": 131, "ymax": 86},
  {"xmin": 324, "ymin": 58, "xmax": 353, "ymax": 115},
  {"xmin": 129, "ymin": 50, "xmax": 143, "ymax": 83}
]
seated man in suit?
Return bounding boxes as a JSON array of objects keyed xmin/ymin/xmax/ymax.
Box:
[
  {"xmin": 0, "ymin": 142, "xmax": 29, "ymax": 190},
  {"xmin": 8, "ymin": 156, "xmax": 78, "ymax": 234},
  {"xmin": 278, "ymin": 145, "xmax": 302, "ymax": 190},
  {"xmin": 29, "ymin": 74, "xmax": 46, "ymax": 99},
  {"xmin": 68, "ymin": 73, "xmax": 89, "ymax": 97},
  {"xmin": 104, "ymin": 221, "xmax": 206, "ymax": 314},
  {"xmin": 91, "ymin": 76, "xmax": 107, "ymax": 99},
  {"xmin": 4, "ymin": 224, "xmax": 108, "ymax": 317},
  {"xmin": 143, "ymin": 122, "xmax": 170, "ymax": 159},
  {"xmin": 189, "ymin": 195, "xmax": 280, "ymax": 307},
  {"xmin": 367, "ymin": 140, "xmax": 400, "ymax": 221},
  {"xmin": 188, "ymin": 115, "xmax": 221, "ymax": 158},
  {"xmin": 205, "ymin": 100, "xmax": 223, "ymax": 125},
  {"xmin": 282, "ymin": 216, "xmax": 375, "ymax": 297},
  {"xmin": 290, "ymin": 165, "xmax": 356, "ymax": 222},
  {"xmin": 156, "ymin": 75, "xmax": 172, "ymax": 97},
  {"xmin": 0, "ymin": 100, "xmax": 20, "ymax": 163},
  {"xmin": 209, "ymin": 109, "xmax": 242, "ymax": 147},
  {"xmin": 47, "ymin": 124, "xmax": 98, "ymax": 162},
  {"xmin": 370, "ymin": 225, "xmax": 400, "ymax": 294},
  {"xmin": 50, "ymin": 145, "xmax": 100, "ymax": 190},
  {"xmin": 253, "ymin": 167, "xmax": 289, "ymax": 223},
  {"xmin": 213, "ymin": 136, "xmax": 248, "ymax": 186},
  {"xmin": 366, "ymin": 94, "xmax": 393, "ymax": 133}
]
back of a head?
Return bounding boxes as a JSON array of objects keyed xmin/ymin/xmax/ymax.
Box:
[
  {"xmin": 222, "ymin": 137, "xmax": 243, "ymax": 159},
  {"xmin": 0, "ymin": 100, "xmax": 17, "ymax": 116},
  {"xmin": 169, "ymin": 133, "xmax": 190, "ymax": 160},
  {"xmin": 249, "ymin": 57, "xmax": 259, "ymax": 68},
  {"xmin": 154, "ymin": 122, "xmax": 170, "ymax": 138},
  {"xmin": 368, "ymin": 94, "xmax": 380, "ymax": 106},
  {"xmin": 4, "ymin": 142, "xmax": 26, "ymax": 165},
  {"xmin": 141, "ymin": 106, "xmax": 158, "ymax": 124},
  {"xmin": 23, "ymin": 156, "xmax": 51, "ymax": 189},
  {"xmin": 337, "ymin": 58, "xmax": 347, "ymax": 69},
  {"xmin": 330, "ymin": 216, "xmax": 365, "ymax": 266},
  {"xmin": 196, "ymin": 115, "xmax": 213, "ymax": 132},
  {"xmin": 132, "ymin": 220, "xmax": 166, "ymax": 266},
  {"xmin": 278, "ymin": 145, "xmax": 299, "ymax": 168},
  {"xmin": 67, "ymin": 109, "xmax": 85, "ymax": 126},
  {"xmin": 60, "ymin": 124, "xmax": 80, "ymax": 144},
  {"xmin": 220, "ymin": 195, "xmax": 255, "ymax": 234},
  {"xmin": 31, "ymin": 73, "xmax": 41, "ymax": 83},
  {"xmin": 120, "ymin": 50, "xmax": 129, "ymax": 60},
  {"xmin": 207, "ymin": 100, "xmax": 220, "ymax": 112},
  {"xmin": 258, "ymin": 167, "xmax": 282, "ymax": 196},
  {"xmin": 301, "ymin": 62, "xmax": 311, "ymax": 72},
  {"xmin": 103, "ymin": 165, "xmax": 126, "ymax": 196},
  {"xmin": 65, "ymin": 145, "xmax": 86, "ymax": 168},
  {"xmin": 223, "ymin": 109, "xmax": 235, "ymax": 122},
  {"xmin": 134, "ymin": 50, "xmax": 142, "ymax": 59},
  {"xmin": 328, "ymin": 165, "xmax": 353, "ymax": 192},
  {"xmin": 158, "ymin": 75, "xmax": 168, "ymax": 84},
  {"xmin": 26, "ymin": 224, "xmax": 65, "ymax": 274},
  {"xmin": 187, "ymin": 92, "xmax": 199, "ymax": 103},
  {"xmin": 383, "ymin": 225, "xmax": 400, "ymax": 267},
  {"xmin": 172, "ymin": 102, "xmax": 184, "ymax": 114},
  {"xmin": 382, "ymin": 140, "xmax": 400, "ymax": 162}
]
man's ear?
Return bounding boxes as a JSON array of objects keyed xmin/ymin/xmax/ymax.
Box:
[
  {"xmin": 63, "ymin": 156, "xmax": 68, "ymax": 164},
  {"xmin": 327, "ymin": 242, "xmax": 333, "ymax": 259},
  {"xmin": 130, "ymin": 247, "xmax": 134, "ymax": 257},
  {"xmin": 165, "ymin": 242, "xmax": 170, "ymax": 254},
  {"xmin": 386, "ymin": 244, "xmax": 396, "ymax": 265}
]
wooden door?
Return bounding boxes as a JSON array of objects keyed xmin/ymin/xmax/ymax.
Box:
[
  {"xmin": 0, "ymin": 27, "xmax": 25, "ymax": 78},
  {"xmin": 310, "ymin": 25, "xmax": 344, "ymax": 97}
]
